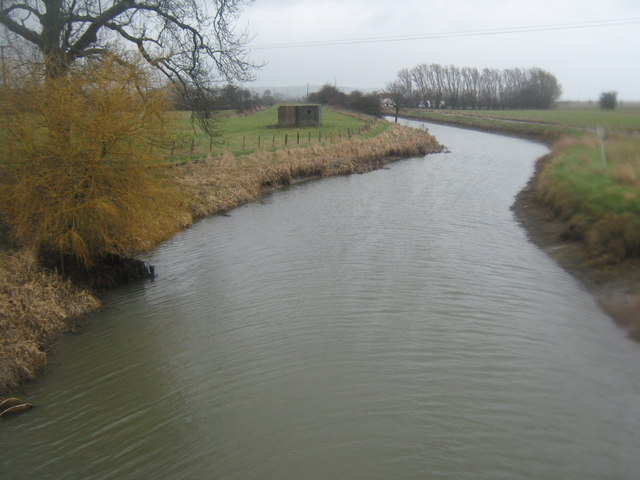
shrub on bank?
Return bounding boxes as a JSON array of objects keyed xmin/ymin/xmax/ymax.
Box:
[{"xmin": 0, "ymin": 57, "xmax": 187, "ymax": 271}]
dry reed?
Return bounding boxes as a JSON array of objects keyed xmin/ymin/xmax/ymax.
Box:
[
  {"xmin": 176, "ymin": 123, "xmax": 443, "ymax": 218},
  {"xmin": 0, "ymin": 250, "xmax": 100, "ymax": 394}
]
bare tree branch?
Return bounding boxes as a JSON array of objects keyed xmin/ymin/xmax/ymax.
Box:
[
  {"xmin": 1, "ymin": 0, "xmax": 257, "ymax": 137},
  {"xmin": 0, "ymin": 0, "xmax": 256, "ymax": 85},
  {"xmin": 0, "ymin": 5, "xmax": 44, "ymax": 47}
]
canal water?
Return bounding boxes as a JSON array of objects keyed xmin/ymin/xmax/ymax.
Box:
[{"xmin": 2, "ymin": 120, "xmax": 639, "ymax": 479}]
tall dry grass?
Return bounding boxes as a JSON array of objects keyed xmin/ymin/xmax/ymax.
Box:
[
  {"xmin": 176, "ymin": 123, "xmax": 443, "ymax": 218},
  {"xmin": 0, "ymin": 250, "xmax": 100, "ymax": 394}
]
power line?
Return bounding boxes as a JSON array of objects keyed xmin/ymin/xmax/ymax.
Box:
[{"xmin": 250, "ymin": 17, "xmax": 640, "ymax": 50}]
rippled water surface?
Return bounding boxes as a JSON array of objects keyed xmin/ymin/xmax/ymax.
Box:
[{"xmin": 3, "ymin": 120, "xmax": 639, "ymax": 479}]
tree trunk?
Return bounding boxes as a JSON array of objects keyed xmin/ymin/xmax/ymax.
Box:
[{"xmin": 42, "ymin": 0, "xmax": 69, "ymax": 79}]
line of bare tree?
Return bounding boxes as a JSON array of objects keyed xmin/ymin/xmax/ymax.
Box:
[
  {"xmin": 387, "ymin": 64, "xmax": 562, "ymax": 112},
  {"xmin": 307, "ymin": 84, "xmax": 383, "ymax": 117}
]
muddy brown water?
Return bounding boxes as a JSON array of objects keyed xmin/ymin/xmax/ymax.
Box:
[{"xmin": 2, "ymin": 120, "xmax": 639, "ymax": 479}]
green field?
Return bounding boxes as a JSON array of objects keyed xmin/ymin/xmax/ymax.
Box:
[
  {"xmin": 167, "ymin": 106, "xmax": 388, "ymax": 160},
  {"xmin": 402, "ymin": 108, "xmax": 640, "ymax": 133},
  {"xmin": 398, "ymin": 109, "xmax": 580, "ymax": 141}
]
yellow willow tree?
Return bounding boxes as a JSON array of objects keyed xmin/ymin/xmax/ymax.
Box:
[{"xmin": 0, "ymin": 56, "xmax": 189, "ymax": 268}]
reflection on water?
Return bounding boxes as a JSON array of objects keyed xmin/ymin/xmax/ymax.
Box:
[{"xmin": 2, "ymin": 120, "xmax": 639, "ymax": 479}]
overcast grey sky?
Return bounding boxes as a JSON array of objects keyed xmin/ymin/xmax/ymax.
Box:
[{"xmin": 238, "ymin": 0, "xmax": 640, "ymax": 100}]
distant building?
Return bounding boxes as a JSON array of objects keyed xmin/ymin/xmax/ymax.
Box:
[{"xmin": 278, "ymin": 105, "xmax": 322, "ymax": 127}]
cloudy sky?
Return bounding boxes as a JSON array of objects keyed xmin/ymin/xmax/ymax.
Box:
[{"xmin": 237, "ymin": 0, "xmax": 640, "ymax": 100}]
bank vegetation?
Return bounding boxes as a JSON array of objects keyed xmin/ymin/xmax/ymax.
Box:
[{"xmin": 536, "ymin": 135, "xmax": 640, "ymax": 261}]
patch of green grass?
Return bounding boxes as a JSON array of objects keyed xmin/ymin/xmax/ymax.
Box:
[
  {"xmin": 360, "ymin": 120, "xmax": 391, "ymax": 138},
  {"xmin": 550, "ymin": 145, "xmax": 636, "ymax": 212},
  {"xmin": 166, "ymin": 106, "xmax": 375, "ymax": 159}
]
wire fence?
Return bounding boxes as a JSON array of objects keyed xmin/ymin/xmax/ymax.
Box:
[{"xmin": 166, "ymin": 124, "xmax": 375, "ymax": 159}]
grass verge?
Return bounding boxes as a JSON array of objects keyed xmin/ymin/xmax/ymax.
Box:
[{"xmin": 535, "ymin": 135, "xmax": 640, "ymax": 261}]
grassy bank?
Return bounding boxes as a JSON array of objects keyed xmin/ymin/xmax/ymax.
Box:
[
  {"xmin": 535, "ymin": 135, "xmax": 640, "ymax": 261},
  {"xmin": 0, "ymin": 108, "xmax": 442, "ymax": 394}
]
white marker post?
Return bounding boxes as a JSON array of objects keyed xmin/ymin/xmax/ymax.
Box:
[{"xmin": 596, "ymin": 126, "xmax": 607, "ymax": 167}]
